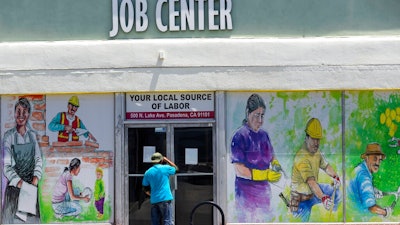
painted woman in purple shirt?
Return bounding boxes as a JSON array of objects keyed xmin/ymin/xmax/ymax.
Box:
[{"xmin": 231, "ymin": 93, "xmax": 282, "ymax": 222}]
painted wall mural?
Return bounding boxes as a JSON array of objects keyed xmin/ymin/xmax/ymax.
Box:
[
  {"xmin": 2, "ymin": 91, "xmax": 400, "ymax": 224},
  {"xmin": 226, "ymin": 91, "xmax": 343, "ymax": 223},
  {"xmin": 1, "ymin": 94, "xmax": 114, "ymax": 224},
  {"xmin": 345, "ymin": 91, "xmax": 400, "ymax": 222},
  {"xmin": 226, "ymin": 91, "xmax": 400, "ymax": 223}
]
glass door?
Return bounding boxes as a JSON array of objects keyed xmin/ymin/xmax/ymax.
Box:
[
  {"xmin": 128, "ymin": 126, "xmax": 167, "ymax": 225},
  {"xmin": 127, "ymin": 124, "xmax": 214, "ymax": 225},
  {"xmin": 173, "ymin": 125, "xmax": 214, "ymax": 225}
]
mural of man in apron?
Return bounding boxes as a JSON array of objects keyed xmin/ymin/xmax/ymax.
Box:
[{"xmin": 2, "ymin": 97, "xmax": 43, "ymax": 223}]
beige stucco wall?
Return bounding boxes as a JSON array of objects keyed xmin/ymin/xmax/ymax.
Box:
[
  {"xmin": 1, "ymin": 37, "xmax": 400, "ymax": 225},
  {"xmin": 1, "ymin": 37, "xmax": 400, "ymax": 95}
]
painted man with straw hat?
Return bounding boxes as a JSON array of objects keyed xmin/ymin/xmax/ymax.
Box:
[{"xmin": 348, "ymin": 142, "xmax": 393, "ymax": 220}]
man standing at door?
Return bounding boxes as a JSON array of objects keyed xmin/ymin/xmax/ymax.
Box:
[{"xmin": 142, "ymin": 152, "xmax": 178, "ymax": 225}]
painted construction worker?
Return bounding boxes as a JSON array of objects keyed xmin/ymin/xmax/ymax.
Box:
[
  {"xmin": 290, "ymin": 118, "xmax": 341, "ymax": 222},
  {"xmin": 48, "ymin": 96, "xmax": 97, "ymax": 142},
  {"xmin": 347, "ymin": 142, "xmax": 393, "ymax": 220}
]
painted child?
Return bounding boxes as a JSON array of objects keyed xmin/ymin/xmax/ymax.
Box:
[{"xmin": 94, "ymin": 167, "xmax": 105, "ymax": 219}]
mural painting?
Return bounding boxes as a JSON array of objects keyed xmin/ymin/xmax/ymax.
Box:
[
  {"xmin": 345, "ymin": 91, "xmax": 400, "ymax": 222},
  {"xmin": 1, "ymin": 94, "xmax": 114, "ymax": 223},
  {"xmin": 230, "ymin": 93, "xmax": 283, "ymax": 222},
  {"xmin": 2, "ymin": 97, "xmax": 42, "ymax": 223},
  {"xmin": 226, "ymin": 91, "xmax": 343, "ymax": 223},
  {"xmin": 48, "ymin": 95, "xmax": 97, "ymax": 144},
  {"xmin": 290, "ymin": 117, "xmax": 341, "ymax": 222},
  {"xmin": 3, "ymin": 91, "xmax": 400, "ymax": 224},
  {"xmin": 227, "ymin": 90, "xmax": 400, "ymax": 223}
]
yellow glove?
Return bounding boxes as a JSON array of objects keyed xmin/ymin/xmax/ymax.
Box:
[
  {"xmin": 271, "ymin": 159, "xmax": 282, "ymax": 171},
  {"xmin": 252, "ymin": 169, "xmax": 282, "ymax": 182}
]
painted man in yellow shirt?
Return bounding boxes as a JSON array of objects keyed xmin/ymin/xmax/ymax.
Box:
[{"xmin": 290, "ymin": 118, "xmax": 341, "ymax": 222}]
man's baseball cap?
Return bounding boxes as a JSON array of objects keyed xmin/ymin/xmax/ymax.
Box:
[
  {"xmin": 151, "ymin": 152, "xmax": 163, "ymax": 163},
  {"xmin": 361, "ymin": 142, "xmax": 386, "ymax": 160}
]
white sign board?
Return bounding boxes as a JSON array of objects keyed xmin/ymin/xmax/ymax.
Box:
[
  {"xmin": 185, "ymin": 148, "xmax": 198, "ymax": 165},
  {"xmin": 143, "ymin": 146, "xmax": 156, "ymax": 163}
]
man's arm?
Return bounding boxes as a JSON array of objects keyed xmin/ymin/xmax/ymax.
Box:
[
  {"xmin": 369, "ymin": 205, "xmax": 390, "ymax": 217},
  {"xmin": 79, "ymin": 120, "xmax": 97, "ymax": 142},
  {"xmin": 163, "ymin": 157, "xmax": 178, "ymax": 171},
  {"xmin": 3, "ymin": 131, "xmax": 21, "ymax": 187},
  {"xmin": 48, "ymin": 112, "xmax": 64, "ymax": 132},
  {"xmin": 307, "ymin": 177, "xmax": 333, "ymax": 210},
  {"xmin": 33, "ymin": 131, "xmax": 43, "ymax": 184},
  {"xmin": 324, "ymin": 164, "xmax": 338, "ymax": 179},
  {"xmin": 306, "ymin": 177, "xmax": 325, "ymax": 199},
  {"xmin": 143, "ymin": 185, "xmax": 151, "ymax": 196},
  {"xmin": 324, "ymin": 164, "xmax": 341, "ymax": 187}
]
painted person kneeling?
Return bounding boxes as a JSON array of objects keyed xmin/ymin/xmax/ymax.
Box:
[{"xmin": 52, "ymin": 158, "xmax": 90, "ymax": 219}]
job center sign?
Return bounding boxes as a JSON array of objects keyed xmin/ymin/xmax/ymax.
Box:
[
  {"xmin": 110, "ymin": 0, "xmax": 233, "ymax": 37},
  {"xmin": 126, "ymin": 92, "xmax": 215, "ymax": 120}
]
